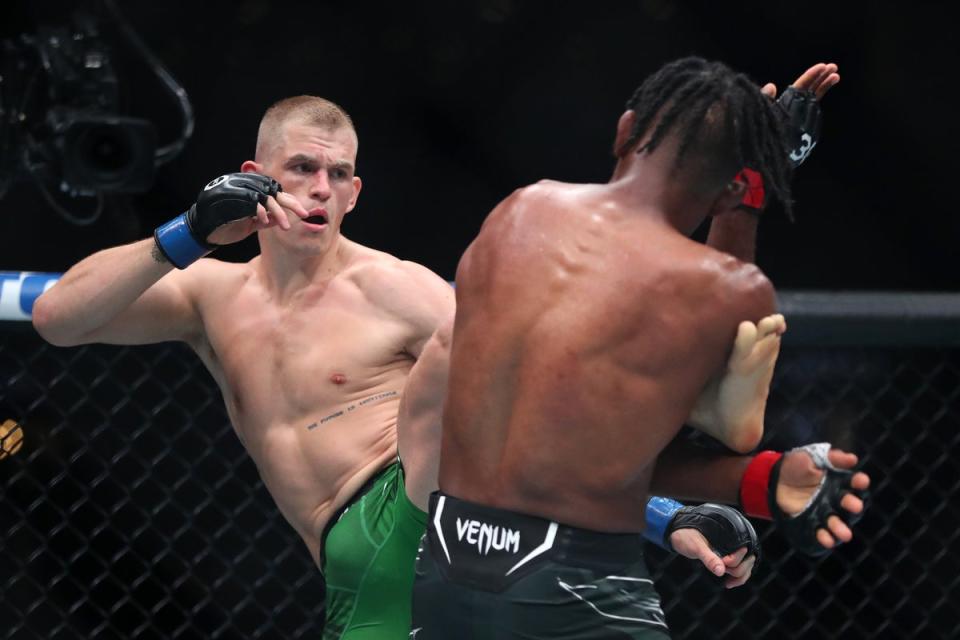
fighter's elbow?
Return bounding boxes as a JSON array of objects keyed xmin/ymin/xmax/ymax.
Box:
[
  {"xmin": 30, "ymin": 294, "xmax": 56, "ymax": 338},
  {"xmin": 31, "ymin": 295, "xmax": 84, "ymax": 347}
]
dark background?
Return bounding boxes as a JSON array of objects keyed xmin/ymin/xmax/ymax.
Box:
[
  {"xmin": 1, "ymin": 1, "xmax": 957, "ymax": 287},
  {"xmin": 2, "ymin": 4, "xmax": 959, "ymax": 639}
]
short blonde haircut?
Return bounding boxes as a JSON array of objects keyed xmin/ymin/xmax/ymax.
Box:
[{"xmin": 255, "ymin": 96, "xmax": 357, "ymax": 161}]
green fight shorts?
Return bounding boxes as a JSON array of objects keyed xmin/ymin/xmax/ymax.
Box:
[{"xmin": 322, "ymin": 461, "xmax": 428, "ymax": 639}]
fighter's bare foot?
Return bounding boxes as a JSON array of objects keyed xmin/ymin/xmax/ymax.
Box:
[
  {"xmin": 689, "ymin": 314, "xmax": 786, "ymax": 452},
  {"xmin": 730, "ymin": 314, "xmax": 786, "ymax": 374}
]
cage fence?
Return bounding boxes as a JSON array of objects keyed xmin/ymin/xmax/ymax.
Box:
[{"xmin": 1, "ymin": 289, "xmax": 958, "ymax": 639}]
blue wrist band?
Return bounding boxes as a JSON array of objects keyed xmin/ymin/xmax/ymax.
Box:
[
  {"xmin": 644, "ymin": 496, "xmax": 684, "ymax": 551},
  {"xmin": 154, "ymin": 213, "xmax": 211, "ymax": 269}
]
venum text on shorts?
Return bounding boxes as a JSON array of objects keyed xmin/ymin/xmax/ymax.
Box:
[{"xmin": 456, "ymin": 518, "xmax": 520, "ymax": 555}]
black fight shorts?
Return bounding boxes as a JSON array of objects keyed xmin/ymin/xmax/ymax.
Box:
[{"xmin": 411, "ymin": 492, "xmax": 670, "ymax": 639}]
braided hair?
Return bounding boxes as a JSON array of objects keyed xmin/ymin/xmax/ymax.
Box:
[{"xmin": 621, "ymin": 57, "xmax": 793, "ymax": 218}]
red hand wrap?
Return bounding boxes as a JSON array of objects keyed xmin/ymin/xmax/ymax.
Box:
[
  {"xmin": 735, "ymin": 168, "xmax": 765, "ymax": 210},
  {"xmin": 740, "ymin": 450, "xmax": 783, "ymax": 519}
]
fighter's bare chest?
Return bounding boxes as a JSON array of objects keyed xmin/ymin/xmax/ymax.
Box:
[{"xmin": 200, "ymin": 285, "xmax": 411, "ymax": 411}]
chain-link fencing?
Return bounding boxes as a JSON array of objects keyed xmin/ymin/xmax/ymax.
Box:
[{"xmin": 2, "ymin": 298, "xmax": 958, "ymax": 639}]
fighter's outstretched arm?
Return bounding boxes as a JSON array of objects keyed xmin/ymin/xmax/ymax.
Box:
[{"xmin": 651, "ymin": 439, "xmax": 870, "ymax": 553}]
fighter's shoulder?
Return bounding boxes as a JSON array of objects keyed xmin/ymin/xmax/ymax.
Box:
[
  {"xmin": 348, "ymin": 250, "xmax": 452, "ymax": 309},
  {"xmin": 485, "ymin": 180, "xmax": 583, "ymax": 226},
  {"xmin": 172, "ymin": 255, "xmax": 252, "ymax": 299},
  {"xmin": 698, "ymin": 250, "xmax": 775, "ymax": 317},
  {"xmin": 493, "ymin": 180, "xmax": 576, "ymax": 208},
  {"xmin": 351, "ymin": 255, "xmax": 453, "ymax": 339}
]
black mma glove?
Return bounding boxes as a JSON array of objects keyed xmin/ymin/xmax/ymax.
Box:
[
  {"xmin": 777, "ymin": 86, "xmax": 821, "ymax": 168},
  {"xmin": 740, "ymin": 443, "xmax": 868, "ymax": 557},
  {"xmin": 667, "ymin": 503, "xmax": 761, "ymax": 566},
  {"xmin": 154, "ymin": 172, "xmax": 282, "ymax": 269},
  {"xmin": 735, "ymin": 86, "xmax": 823, "ymax": 211},
  {"xmin": 645, "ymin": 497, "xmax": 761, "ymax": 566}
]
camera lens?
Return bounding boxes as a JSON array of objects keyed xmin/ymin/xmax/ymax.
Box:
[
  {"xmin": 77, "ymin": 124, "xmax": 134, "ymax": 177},
  {"xmin": 59, "ymin": 115, "xmax": 156, "ymax": 194}
]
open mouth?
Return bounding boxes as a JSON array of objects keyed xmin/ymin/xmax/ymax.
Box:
[{"xmin": 302, "ymin": 209, "xmax": 329, "ymax": 227}]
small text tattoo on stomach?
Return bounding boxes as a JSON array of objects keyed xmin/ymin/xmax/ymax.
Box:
[{"xmin": 306, "ymin": 390, "xmax": 399, "ymax": 430}]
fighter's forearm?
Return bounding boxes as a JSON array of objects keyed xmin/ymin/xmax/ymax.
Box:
[
  {"xmin": 705, "ymin": 210, "xmax": 759, "ymax": 264},
  {"xmin": 650, "ymin": 439, "xmax": 753, "ymax": 504},
  {"xmin": 397, "ymin": 320, "xmax": 454, "ymax": 510},
  {"xmin": 32, "ymin": 238, "xmax": 173, "ymax": 346}
]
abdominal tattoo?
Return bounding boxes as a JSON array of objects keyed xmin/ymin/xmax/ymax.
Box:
[{"xmin": 305, "ymin": 390, "xmax": 399, "ymax": 430}]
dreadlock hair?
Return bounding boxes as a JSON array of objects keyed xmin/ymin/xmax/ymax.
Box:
[{"xmin": 620, "ymin": 57, "xmax": 794, "ymax": 219}]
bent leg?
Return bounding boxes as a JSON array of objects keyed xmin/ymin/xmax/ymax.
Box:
[{"xmin": 324, "ymin": 463, "xmax": 427, "ymax": 639}]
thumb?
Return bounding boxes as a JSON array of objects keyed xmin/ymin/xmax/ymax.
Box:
[
  {"xmin": 761, "ymin": 82, "xmax": 777, "ymax": 99},
  {"xmin": 690, "ymin": 537, "xmax": 726, "ymax": 577}
]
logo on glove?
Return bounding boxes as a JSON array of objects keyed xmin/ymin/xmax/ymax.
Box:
[
  {"xmin": 204, "ymin": 175, "xmax": 229, "ymax": 191},
  {"xmin": 789, "ymin": 133, "xmax": 816, "ymax": 165}
]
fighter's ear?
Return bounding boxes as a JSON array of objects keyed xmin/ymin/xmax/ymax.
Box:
[
  {"xmin": 613, "ymin": 110, "xmax": 638, "ymax": 157},
  {"xmin": 344, "ymin": 175, "xmax": 363, "ymax": 214},
  {"xmin": 725, "ymin": 178, "xmax": 748, "ymax": 199},
  {"xmin": 709, "ymin": 178, "xmax": 749, "ymax": 217}
]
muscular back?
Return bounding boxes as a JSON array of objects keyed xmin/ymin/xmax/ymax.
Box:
[{"xmin": 439, "ymin": 182, "xmax": 773, "ymax": 532}]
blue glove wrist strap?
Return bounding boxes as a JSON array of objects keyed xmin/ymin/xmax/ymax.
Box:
[
  {"xmin": 644, "ymin": 496, "xmax": 683, "ymax": 551},
  {"xmin": 154, "ymin": 212, "xmax": 211, "ymax": 269}
]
